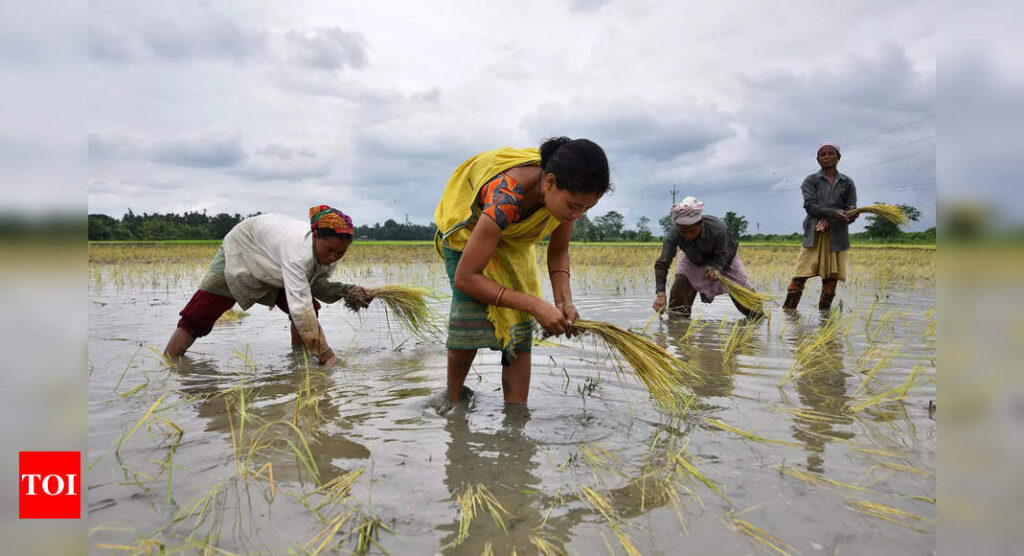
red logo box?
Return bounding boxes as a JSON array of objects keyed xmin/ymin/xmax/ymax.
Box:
[{"xmin": 19, "ymin": 451, "xmax": 81, "ymax": 519}]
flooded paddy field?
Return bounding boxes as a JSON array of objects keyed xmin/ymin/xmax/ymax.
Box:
[{"xmin": 88, "ymin": 243, "xmax": 935, "ymax": 555}]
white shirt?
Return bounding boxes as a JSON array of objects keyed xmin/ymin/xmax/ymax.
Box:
[{"xmin": 222, "ymin": 214, "xmax": 337, "ymax": 356}]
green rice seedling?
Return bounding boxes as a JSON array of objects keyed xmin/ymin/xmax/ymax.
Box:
[
  {"xmin": 783, "ymin": 311, "xmax": 844, "ymax": 385},
  {"xmin": 455, "ymin": 484, "xmax": 511, "ymax": 545},
  {"xmin": 116, "ymin": 393, "xmax": 167, "ymax": 456},
  {"xmin": 712, "ymin": 271, "xmax": 773, "ymax": 314},
  {"xmin": 348, "ymin": 284, "xmax": 444, "ymax": 340},
  {"xmin": 851, "ymin": 204, "xmax": 911, "ymax": 227},
  {"xmin": 565, "ymin": 319, "xmax": 696, "ymax": 411},
  {"xmin": 667, "ymin": 440, "xmax": 723, "ymax": 498},
  {"xmin": 215, "ymin": 309, "xmax": 248, "ymax": 324},
  {"xmin": 779, "ymin": 464, "xmax": 871, "ymax": 493},
  {"xmin": 530, "ymin": 533, "xmax": 564, "ymax": 556},
  {"xmin": 579, "ymin": 444, "xmax": 625, "ymax": 484},
  {"xmin": 580, "ymin": 487, "xmax": 639, "ymax": 556},
  {"xmin": 871, "ymin": 460, "xmax": 933, "ymax": 478},
  {"xmin": 301, "ymin": 509, "xmax": 356, "ymax": 555},
  {"xmin": 352, "ymin": 515, "xmax": 393, "ymax": 556},
  {"xmin": 852, "ymin": 344, "xmax": 903, "ymax": 396},
  {"xmin": 724, "ymin": 508, "xmax": 796, "ymax": 556},
  {"xmin": 312, "ymin": 467, "xmax": 365, "ymax": 513},
  {"xmin": 704, "ymin": 417, "xmax": 800, "ymax": 448},
  {"xmin": 846, "ymin": 498, "xmax": 933, "ymax": 529},
  {"xmin": 721, "ymin": 318, "xmax": 762, "ymax": 361},
  {"xmin": 847, "ymin": 365, "xmax": 923, "ymax": 413},
  {"xmin": 480, "ymin": 543, "xmax": 494, "ymax": 556}
]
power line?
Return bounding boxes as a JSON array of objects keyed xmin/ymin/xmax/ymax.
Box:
[{"xmin": 707, "ymin": 114, "xmax": 937, "ymax": 183}]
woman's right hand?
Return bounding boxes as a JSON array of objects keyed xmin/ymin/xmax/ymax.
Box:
[
  {"xmin": 653, "ymin": 292, "xmax": 667, "ymax": 312},
  {"xmin": 533, "ymin": 300, "xmax": 570, "ymax": 336}
]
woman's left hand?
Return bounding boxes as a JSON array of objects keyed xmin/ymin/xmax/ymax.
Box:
[
  {"xmin": 347, "ymin": 286, "xmax": 373, "ymax": 309},
  {"xmin": 556, "ymin": 300, "xmax": 580, "ymax": 337}
]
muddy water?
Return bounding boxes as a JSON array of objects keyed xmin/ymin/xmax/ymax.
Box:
[{"xmin": 88, "ymin": 255, "xmax": 934, "ymax": 554}]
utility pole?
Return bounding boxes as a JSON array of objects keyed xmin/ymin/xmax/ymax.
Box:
[
  {"xmin": 756, "ymin": 222, "xmax": 760, "ymax": 234},
  {"xmin": 669, "ymin": 184, "xmax": 679, "ymax": 205}
]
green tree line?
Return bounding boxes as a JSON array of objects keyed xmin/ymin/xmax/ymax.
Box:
[{"xmin": 89, "ymin": 204, "xmax": 932, "ymax": 243}]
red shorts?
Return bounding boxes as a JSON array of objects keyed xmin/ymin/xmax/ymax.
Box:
[{"xmin": 177, "ymin": 290, "xmax": 320, "ymax": 338}]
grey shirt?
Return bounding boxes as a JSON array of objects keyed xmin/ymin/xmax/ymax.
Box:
[
  {"xmin": 800, "ymin": 169, "xmax": 857, "ymax": 251},
  {"xmin": 654, "ymin": 215, "xmax": 737, "ymax": 293}
]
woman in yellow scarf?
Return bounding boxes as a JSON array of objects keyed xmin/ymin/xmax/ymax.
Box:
[{"xmin": 434, "ymin": 137, "xmax": 611, "ymax": 406}]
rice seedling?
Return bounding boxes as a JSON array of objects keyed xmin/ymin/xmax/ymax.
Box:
[
  {"xmin": 724, "ymin": 508, "xmax": 797, "ymax": 556},
  {"xmin": 846, "ymin": 498, "xmax": 933, "ymax": 529},
  {"xmin": 579, "ymin": 444, "xmax": 626, "ymax": 484},
  {"xmin": 721, "ymin": 318, "xmax": 762, "ymax": 361},
  {"xmin": 847, "ymin": 365, "xmax": 924, "ymax": 413},
  {"xmin": 579, "ymin": 487, "xmax": 640, "ymax": 556},
  {"xmin": 851, "ymin": 204, "xmax": 911, "ymax": 227},
  {"xmin": 779, "ymin": 464, "xmax": 871, "ymax": 493},
  {"xmin": 215, "ymin": 309, "xmax": 248, "ymax": 324},
  {"xmin": 530, "ymin": 533, "xmax": 565, "ymax": 556},
  {"xmin": 704, "ymin": 417, "xmax": 800, "ymax": 448},
  {"xmin": 454, "ymin": 484, "xmax": 511, "ymax": 545},
  {"xmin": 346, "ymin": 284, "xmax": 444, "ymax": 340},
  {"xmin": 301, "ymin": 508, "xmax": 357, "ymax": 555},
  {"xmin": 352, "ymin": 515, "xmax": 394, "ymax": 556},
  {"xmin": 712, "ymin": 271, "xmax": 773, "ymax": 314},
  {"xmin": 562, "ymin": 319, "xmax": 696, "ymax": 411},
  {"xmin": 783, "ymin": 311, "xmax": 845, "ymax": 385},
  {"xmin": 311, "ymin": 467, "xmax": 365, "ymax": 514},
  {"xmin": 870, "ymin": 460, "xmax": 932, "ymax": 478}
]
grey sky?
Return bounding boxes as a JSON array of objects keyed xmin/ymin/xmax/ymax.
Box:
[{"xmin": 86, "ymin": 0, "xmax": 938, "ymax": 233}]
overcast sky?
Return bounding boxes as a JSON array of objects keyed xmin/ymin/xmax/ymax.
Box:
[{"xmin": 86, "ymin": 0, "xmax": 937, "ymax": 234}]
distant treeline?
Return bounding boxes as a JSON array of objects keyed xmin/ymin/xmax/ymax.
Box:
[{"xmin": 88, "ymin": 206, "xmax": 935, "ymax": 244}]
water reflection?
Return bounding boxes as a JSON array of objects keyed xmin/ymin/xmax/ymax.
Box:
[
  {"xmin": 785, "ymin": 312, "xmax": 854, "ymax": 473},
  {"xmin": 439, "ymin": 406, "xmax": 578, "ymax": 554},
  {"xmin": 172, "ymin": 355, "xmax": 370, "ymax": 484}
]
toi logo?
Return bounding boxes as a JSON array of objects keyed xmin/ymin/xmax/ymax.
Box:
[{"xmin": 19, "ymin": 451, "xmax": 81, "ymax": 519}]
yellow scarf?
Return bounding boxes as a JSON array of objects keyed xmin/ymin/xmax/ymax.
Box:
[{"xmin": 434, "ymin": 147, "xmax": 563, "ymax": 350}]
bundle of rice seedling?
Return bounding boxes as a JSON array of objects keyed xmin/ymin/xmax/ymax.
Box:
[
  {"xmin": 713, "ymin": 271, "xmax": 772, "ymax": 314},
  {"xmin": 344, "ymin": 284, "xmax": 443, "ymax": 340},
  {"xmin": 564, "ymin": 319, "xmax": 695, "ymax": 410},
  {"xmin": 851, "ymin": 203, "xmax": 910, "ymax": 227}
]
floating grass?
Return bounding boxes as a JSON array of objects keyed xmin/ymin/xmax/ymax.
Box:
[
  {"xmin": 851, "ymin": 204, "xmax": 910, "ymax": 227},
  {"xmin": 346, "ymin": 284, "xmax": 444, "ymax": 340},
  {"xmin": 713, "ymin": 271, "xmax": 772, "ymax": 314},
  {"xmin": 564, "ymin": 319, "xmax": 696, "ymax": 411}
]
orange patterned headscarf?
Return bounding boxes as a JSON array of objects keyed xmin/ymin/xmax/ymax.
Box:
[{"xmin": 309, "ymin": 205, "xmax": 355, "ymax": 236}]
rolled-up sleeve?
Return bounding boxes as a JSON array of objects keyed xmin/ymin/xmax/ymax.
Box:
[
  {"xmin": 654, "ymin": 229, "xmax": 678, "ymax": 293},
  {"xmin": 310, "ymin": 274, "xmax": 355, "ymax": 304},
  {"xmin": 281, "ymin": 256, "xmax": 330, "ymax": 358}
]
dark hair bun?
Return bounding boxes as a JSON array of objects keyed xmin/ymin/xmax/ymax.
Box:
[
  {"xmin": 538, "ymin": 137, "xmax": 611, "ymax": 195},
  {"xmin": 540, "ymin": 136, "xmax": 572, "ymax": 169}
]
